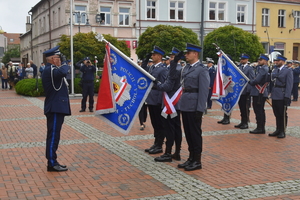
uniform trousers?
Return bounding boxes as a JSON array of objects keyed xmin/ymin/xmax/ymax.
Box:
[
  {"xmin": 207, "ymin": 89, "xmax": 212, "ymax": 108},
  {"xmin": 148, "ymin": 105, "xmax": 166, "ymax": 144},
  {"xmin": 238, "ymin": 94, "xmax": 250, "ymax": 123},
  {"xmin": 138, "ymin": 103, "xmax": 147, "ymax": 125},
  {"xmin": 46, "ymin": 113, "xmax": 65, "ymax": 167},
  {"xmin": 164, "ymin": 110, "xmax": 182, "ymax": 150},
  {"xmin": 252, "ymin": 96, "xmax": 267, "ymax": 128},
  {"xmin": 292, "ymin": 83, "xmax": 299, "ymax": 100},
  {"xmin": 272, "ymin": 100, "xmax": 288, "ymax": 132},
  {"xmin": 181, "ymin": 111, "xmax": 203, "ymax": 154},
  {"xmin": 81, "ymin": 82, "xmax": 94, "ymax": 110}
]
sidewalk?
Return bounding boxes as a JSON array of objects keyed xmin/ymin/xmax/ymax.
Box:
[{"xmin": 0, "ymin": 89, "xmax": 300, "ymax": 200}]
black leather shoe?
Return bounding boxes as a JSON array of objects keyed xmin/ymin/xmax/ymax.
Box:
[
  {"xmin": 145, "ymin": 144, "xmax": 156, "ymax": 152},
  {"xmin": 184, "ymin": 161, "xmax": 202, "ymax": 171},
  {"xmin": 268, "ymin": 130, "xmax": 280, "ymax": 137},
  {"xmin": 292, "ymin": 99, "xmax": 297, "ymax": 101},
  {"xmin": 239, "ymin": 124, "xmax": 248, "ymax": 129},
  {"xmin": 249, "ymin": 128, "xmax": 265, "ymax": 134},
  {"xmin": 47, "ymin": 165, "xmax": 68, "ymax": 172},
  {"xmin": 79, "ymin": 109, "xmax": 85, "ymax": 112},
  {"xmin": 58, "ymin": 163, "xmax": 67, "ymax": 168},
  {"xmin": 171, "ymin": 153, "xmax": 181, "ymax": 161},
  {"xmin": 234, "ymin": 123, "xmax": 242, "ymax": 128},
  {"xmin": 277, "ymin": 132, "xmax": 286, "ymax": 138},
  {"xmin": 154, "ymin": 153, "xmax": 172, "ymax": 162},
  {"xmin": 222, "ymin": 119, "xmax": 230, "ymax": 125},
  {"xmin": 217, "ymin": 119, "xmax": 224, "ymax": 124},
  {"xmin": 89, "ymin": 109, "xmax": 93, "ymax": 112},
  {"xmin": 178, "ymin": 160, "xmax": 192, "ymax": 168},
  {"xmin": 149, "ymin": 146, "xmax": 163, "ymax": 154}
]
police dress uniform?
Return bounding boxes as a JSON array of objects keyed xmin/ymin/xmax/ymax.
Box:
[
  {"xmin": 154, "ymin": 47, "xmax": 183, "ymax": 162},
  {"xmin": 42, "ymin": 46, "xmax": 71, "ymax": 172},
  {"xmin": 80, "ymin": 57, "xmax": 96, "ymax": 112},
  {"xmin": 142, "ymin": 46, "xmax": 168, "ymax": 154},
  {"xmin": 235, "ymin": 54, "xmax": 255, "ymax": 129},
  {"xmin": 178, "ymin": 43, "xmax": 209, "ymax": 171},
  {"xmin": 249, "ymin": 54, "xmax": 269, "ymax": 134},
  {"xmin": 269, "ymin": 55, "xmax": 293, "ymax": 138},
  {"xmin": 291, "ymin": 61, "xmax": 300, "ymax": 101}
]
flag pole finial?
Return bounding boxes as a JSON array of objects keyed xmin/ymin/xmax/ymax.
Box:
[
  {"xmin": 212, "ymin": 43, "xmax": 221, "ymax": 51},
  {"xmin": 95, "ymin": 33, "xmax": 108, "ymax": 43}
]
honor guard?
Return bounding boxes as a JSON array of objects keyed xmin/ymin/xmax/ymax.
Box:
[
  {"xmin": 291, "ymin": 60, "xmax": 300, "ymax": 101},
  {"xmin": 249, "ymin": 54, "xmax": 269, "ymax": 134},
  {"xmin": 153, "ymin": 47, "xmax": 183, "ymax": 162},
  {"xmin": 234, "ymin": 54, "xmax": 255, "ymax": 129},
  {"xmin": 269, "ymin": 55, "xmax": 293, "ymax": 138},
  {"xmin": 42, "ymin": 46, "xmax": 71, "ymax": 172},
  {"xmin": 206, "ymin": 58, "xmax": 215, "ymax": 109},
  {"xmin": 178, "ymin": 43, "xmax": 209, "ymax": 171},
  {"xmin": 142, "ymin": 46, "xmax": 168, "ymax": 154}
]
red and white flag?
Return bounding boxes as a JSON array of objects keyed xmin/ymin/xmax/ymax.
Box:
[
  {"xmin": 211, "ymin": 52, "xmax": 225, "ymax": 99},
  {"xmin": 95, "ymin": 43, "xmax": 116, "ymax": 114}
]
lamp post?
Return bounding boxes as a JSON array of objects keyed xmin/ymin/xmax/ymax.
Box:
[{"xmin": 73, "ymin": 12, "xmax": 89, "ymax": 33}]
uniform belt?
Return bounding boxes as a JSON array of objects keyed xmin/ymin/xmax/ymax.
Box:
[
  {"xmin": 274, "ymin": 85, "xmax": 285, "ymax": 88},
  {"xmin": 183, "ymin": 88, "xmax": 198, "ymax": 93}
]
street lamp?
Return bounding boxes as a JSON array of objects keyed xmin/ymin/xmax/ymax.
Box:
[{"xmin": 73, "ymin": 12, "xmax": 90, "ymax": 32}]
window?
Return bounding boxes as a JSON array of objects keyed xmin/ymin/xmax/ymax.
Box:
[
  {"xmin": 10, "ymin": 39, "xmax": 14, "ymax": 42},
  {"xmin": 262, "ymin": 8, "xmax": 269, "ymax": 27},
  {"xmin": 100, "ymin": 7, "xmax": 111, "ymax": 25},
  {"xmin": 294, "ymin": 11, "xmax": 300, "ymax": 28},
  {"xmin": 261, "ymin": 42, "xmax": 269, "ymax": 54},
  {"xmin": 75, "ymin": 5, "xmax": 87, "ymax": 24},
  {"xmin": 147, "ymin": 1, "xmax": 156, "ymax": 19},
  {"xmin": 274, "ymin": 43, "xmax": 285, "ymax": 56},
  {"xmin": 237, "ymin": 5, "xmax": 246, "ymax": 23},
  {"xmin": 119, "ymin": 8, "xmax": 130, "ymax": 26},
  {"xmin": 278, "ymin": 9, "xmax": 285, "ymax": 28},
  {"xmin": 170, "ymin": 1, "xmax": 184, "ymax": 20},
  {"xmin": 209, "ymin": 2, "xmax": 226, "ymax": 21}
]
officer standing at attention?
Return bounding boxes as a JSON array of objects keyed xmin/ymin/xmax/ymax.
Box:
[
  {"xmin": 80, "ymin": 57, "xmax": 96, "ymax": 112},
  {"xmin": 177, "ymin": 43, "xmax": 209, "ymax": 171},
  {"xmin": 142, "ymin": 46, "xmax": 168, "ymax": 154},
  {"xmin": 206, "ymin": 58, "xmax": 215, "ymax": 109},
  {"xmin": 269, "ymin": 55, "xmax": 293, "ymax": 138},
  {"xmin": 234, "ymin": 54, "xmax": 255, "ymax": 129},
  {"xmin": 291, "ymin": 60, "xmax": 300, "ymax": 101},
  {"xmin": 42, "ymin": 46, "xmax": 70, "ymax": 172},
  {"xmin": 248, "ymin": 54, "xmax": 269, "ymax": 134}
]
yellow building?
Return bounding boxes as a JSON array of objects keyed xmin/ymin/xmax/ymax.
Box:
[{"xmin": 256, "ymin": 0, "xmax": 300, "ymax": 61}]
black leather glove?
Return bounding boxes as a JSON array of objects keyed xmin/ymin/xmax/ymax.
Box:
[
  {"xmin": 153, "ymin": 78, "xmax": 160, "ymax": 84},
  {"xmin": 174, "ymin": 51, "xmax": 184, "ymax": 63},
  {"xmin": 284, "ymin": 97, "xmax": 290, "ymax": 106},
  {"xmin": 144, "ymin": 53, "xmax": 152, "ymax": 62},
  {"xmin": 195, "ymin": 111, "xmax": 202, "ymax": 121}
]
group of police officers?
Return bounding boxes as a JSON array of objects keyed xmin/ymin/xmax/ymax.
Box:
[{"xmin": 40, "ymin": 43, "xmax": 298, "ymax": 172}]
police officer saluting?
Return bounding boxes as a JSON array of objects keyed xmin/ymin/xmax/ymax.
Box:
[
  {"xmin": 235, "ymin": 54, "xmax": 255, "ymax": 129},
  {"xmin": 269, "ymin": 55, "xmax": 293, "ymax": 138},
  {"xmin": 178, "ymin": 43, "xmax": 209, "ymax": 171},
  {"xmin": 249, "ymin": 54, "xmax": 269, "ymax": 134},
  {"xmin": 42, "ymin": 46, "xmax": 70, "ymax": 172},
  {"xmin": 80, "ymin": 57, "xmax": 96, "ymax": 112}
]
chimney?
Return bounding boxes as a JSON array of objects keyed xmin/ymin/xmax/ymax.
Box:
[{"xmin": 26, "ymin": 16, "xmax": 31, "ymax": 32}]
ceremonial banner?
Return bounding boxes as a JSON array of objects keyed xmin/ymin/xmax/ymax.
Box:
[
  {"xmin": 95, "ymin": 42, "xmax": 154, "ymax": 134},
  {"xmin": 212, "ymin": 51, "xmax": 249, "ymax": 115}
]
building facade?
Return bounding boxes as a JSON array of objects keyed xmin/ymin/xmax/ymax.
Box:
[{"xmin": 256, "ymin": 0, "xmax": 300, "ymax": 60}]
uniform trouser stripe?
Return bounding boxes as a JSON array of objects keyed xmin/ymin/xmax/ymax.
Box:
[{"xmin": 49, "ymin": 113, "xmax": 57, "ymax": 166}]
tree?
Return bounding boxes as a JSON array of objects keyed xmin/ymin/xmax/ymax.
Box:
[
  {"xmin": 203, "ymin": 25, "xmax": 265, "ymax": 63},
  {"xmin": 136, "ymin": 25, "xmax": 200, "ymax": 59},
  {"xmin": 2, "ymin": 45, "xmax": 20, "ymax": 64},
  {"xmin": 58, "ymin": 32, "xmax": 130, "ymax": 67}
]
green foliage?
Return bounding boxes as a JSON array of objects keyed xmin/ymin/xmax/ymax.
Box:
[
  {"xmin": 203, "ymin": 25, "xmax": 265, "ymax": 62},
  {"xmin": 15, "ymin": 79, "xmax": 44, "ymax": 97},
  {"xmin": 136, "ymin": 25, "xmax": 200, "ymax": 59},
  {"xmin": 58, "ymin": 32, "xmax": 130, "ymax": 68},
  {"xmin": 2, "ymin": 45, "xmax": 20, "ymax": 64}
]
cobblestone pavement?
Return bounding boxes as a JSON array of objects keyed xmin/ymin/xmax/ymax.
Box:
[{"xmin": 1, "ymin": 89, "xmax": 300, "ymax": 200}]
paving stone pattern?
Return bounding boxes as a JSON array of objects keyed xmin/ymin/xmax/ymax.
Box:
[{"xmin": 0, "ymin": 89, "xmax": 300, "ymax": 200}]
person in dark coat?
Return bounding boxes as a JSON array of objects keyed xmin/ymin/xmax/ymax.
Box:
[
  {"xmin": 291, "ymin": 60, "xmax": 300, "ymax": 101},
  {"xmin": 142, "ymin": 46, "xmax": 168, "ymax": 155},
  {"xmin": 30, "ymin": 60, "xmax": 37, "ymax": 78},
  {"xmin": 42, "ymin": 46, "xmax": 71, "ymax": 172},
  {"xmin": 206, "ymin": 58, "xmax": 216, "ymax": 109},
  {"xmin": 234, "ymin": 54, "xmax": 255, "ymax": 129},
  {"xmin": 79, "ymin": 57, "xmax": 96, "ymax": 112},
  {"xmin": 269, "ymin": 55, "xmax": 293, "ymax": 138}
]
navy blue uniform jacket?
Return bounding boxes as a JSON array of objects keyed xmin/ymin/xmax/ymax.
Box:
[{"xmin": 42, "ymin": 63, "xmax": 71, "ymax": 115}]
